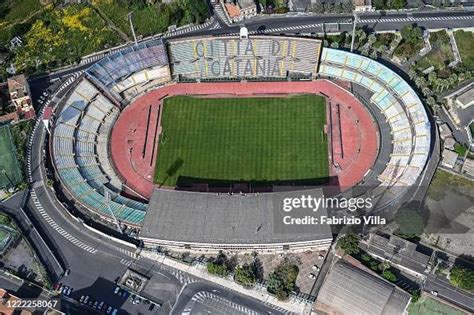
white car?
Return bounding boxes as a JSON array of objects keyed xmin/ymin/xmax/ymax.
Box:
[
  {"xmin": 312, "ymin": 265, "xmax": 320, "ymax": 272},
  {"xmin": 430, "ymin": 290, "xmax": 438, "ymax": 296},
  {"xmin": 308, "ymin": 273, "xmax": 316, "ymax": 279}
]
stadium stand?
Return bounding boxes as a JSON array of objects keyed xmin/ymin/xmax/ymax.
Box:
[
  {"xmin": 319, "ymin": 48, "xmax": 431, "ymax": 204},
  {"xmin": 86, "ymin": 39, "xmax": 170, "ymax": 102},
  {"xmin": 52, "ymin": 78, "xmax": 147, "ymax": 226},
  {"xmin": 168, "ymin": 36, "xmax": 322, "ymax": 80}
]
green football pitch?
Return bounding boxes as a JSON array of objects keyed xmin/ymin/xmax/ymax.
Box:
[
  {"xmin": 0, "ymin": 124, "xmax": 23, "ymax": 189},
  {"xmin": 154, "ymin": 95, "xmax": 329, "ymax": 186}
]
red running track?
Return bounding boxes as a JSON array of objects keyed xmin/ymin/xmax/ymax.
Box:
[{"xmin": 110, "ymin": 80, "xmax": 378, "ymax": 199}]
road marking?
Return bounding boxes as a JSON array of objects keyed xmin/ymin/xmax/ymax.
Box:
[{"xmin": 31, "ymin": 189, "xmax": 98, "ymax": 254}]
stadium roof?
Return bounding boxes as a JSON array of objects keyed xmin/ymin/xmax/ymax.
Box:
[
  {"xmin": 140, "ymin": 188, "xmax": 333, "ymax": 245},
  {"xmin": 316, "ymin": 261, "xmax": 411, "ymax": 315}
]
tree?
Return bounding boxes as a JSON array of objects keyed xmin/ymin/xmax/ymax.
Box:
[
  {"xmin": 387, "ymin": 0, "xmax": 406, "ymax": 9},
  {"xmin": 410, "ymin": 289, "xmax": 421, "ymax": 303},
  {"xmin": 267, "ymin": 263, "xmax": 299, "ymax": 300},
  {"xmin": 342, "ymin": 0, "xmax": 354, "ymax": 12},
  {"xmin": 400, "ymin": 25, "xmax": 423, "ymax": 45},
  {"xmin": 373, "ymin": 0, "xmax": 386, "ymax": 9},
  {"xmin": 207, "ymin": 261, "xmax": 230, "ymax": 277},
  {"xmin": 234, "ymin": 265, "xmax": 256, "ymax": 287},
  {"xmin": 368, "ymin": 34, "xmax": 377, "ymax": 45},
  {"xmin": 312, "ymin": 3, "xmax": 324, "ymax": 13},
  {"xmin": 378, "ymin": 261, "xmax": 391, "ymax": 272},
  {"xmin": 450, "ymin": 265, "xmax": 474, "ymax": 290},
  {"xmin": 337, "ymin": 233, "xmax": 360, "ymax": 255},
  {"xmin": 382, "ymin": 270, "xmax": 397, "ymax": 282}
]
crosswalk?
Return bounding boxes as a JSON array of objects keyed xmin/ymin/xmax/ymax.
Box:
[
  {"xmin": 184, "ymin": 291, "xmax": 260, "ymax": 315},
  {"xmin": 120, "ymin": 258, "xmax": 133, "ymax": 267},
  {"xmin": 170, "ymin": 269, "xmax": 196, "ymax": 286},
  {"xmin": 220, "ymin": 15, "xmax": 472, "ymax": 36},
  {"xmin": 361, "ymin": 15, "xmax": 473, "ymax": 24},
  {"xmin": 164, "ymin": 18, "xmax": 218, "ymax": 38},
  {"xmin": 115, "ymin": 247, "xmax": 136, "ymax": 258},
  {"xmin": 79, "ymin": 53, "xmax": 105, "ymax": 66},
  {"xmin": 30, "ymin": 189, "xmax": 98, "ymax": 254}
]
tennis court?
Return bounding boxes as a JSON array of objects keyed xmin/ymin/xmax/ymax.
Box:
[{"xmin": 0, "ymin": 124, "xmax": 23, "ymax": 189}]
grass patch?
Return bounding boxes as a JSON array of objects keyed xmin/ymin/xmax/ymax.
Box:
[
  {"xmin": 408, "ymin": 295, "xmax": 465, "ymax": 315},
  {"xmin": 454, "ymin": 143, "xmax": 468, "ymax": 156},
  {"xmin": 13, "ymin": 4, "xmax": 121, "ymax": 74},
  {"xmin": 93, "ymin": 0, "xmax": 209, "ymax": 38},
  {"xmin": 0, "ymin": 124, "xmax": 23, "ymax": 189},
  {"xmin": 428, "ymin": 169, "xmax": 474, "ymax": 201},
  {"xmin": 154, "ymin": 95, "xmax": 329, "ymax": 186},
  {"xmin": 10, "ymin": 119, "xmax": 34, "ymax": 178},
  {"xmin": 454, "ymin": 30, "xmax": 474, "ymax": 70},
  {"xmin": 416, "ymin": 31, "xmax": 454, "ymax": 71},
  {"xmin": 0, "ymin": 0, "xmax": 42, "ymax": 28},
  {"xmin": 373, "ymin": 33, "xmax": 395, "ymax": 49}
]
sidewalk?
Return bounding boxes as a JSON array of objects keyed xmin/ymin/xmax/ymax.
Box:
[{"xmin": 141, "ymin": 251, "xmax": 312, "ymax": 314}]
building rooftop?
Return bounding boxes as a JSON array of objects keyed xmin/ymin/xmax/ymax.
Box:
[
  {"xmin": 366, "ymin": 234, "xmax": 432, "ymax": 275},
  {"xmin": 442, "ymin": 149, "xmax": 459, "ymax": 168},
  {"xmin": 140, "ymin": 188, "xmax": 333, "ymax": 245},
  {"xmin": 316, "ymin": 261, "xmax": 411, "ymax": 315},
  {"xmin": 456, "ymin": 87, "xmax": 474, "ymax": 108},
  {"xmin": 225, "ymin": 3, "xmax": 241, "ymax": 17},
  {"xmin": 7, "ymin": 74, "xmax": 28, "ymax": 97}
]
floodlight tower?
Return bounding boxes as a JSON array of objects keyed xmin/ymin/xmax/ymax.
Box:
[
  {"xmin": 350, "ymin": 11, "xmax": 359, "ymax": 52},
  {"xmin": 105, "ymin": 190, "xmax": 122, "ymax": 233},
  {"xmin": 128, "ymin": 12, "xmax": 138, "ymax": 46}
]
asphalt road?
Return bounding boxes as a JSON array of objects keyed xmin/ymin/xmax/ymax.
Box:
[
  {"xmin": 171, "ymin": 282, "xmax": 287, "ymax": 315},
  {"xmin": 425, "ymin": 274, "xmax": 474, "ymax": 312}
]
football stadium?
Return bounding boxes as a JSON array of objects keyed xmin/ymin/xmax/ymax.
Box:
[{"xmin": 49, "ymin": 33, "xmax": 433, "ymax": 252}]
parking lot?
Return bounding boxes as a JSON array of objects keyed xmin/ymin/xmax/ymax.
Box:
[{"xmin": 54, "ymin": 277, "xmax": 166, "ymax": 314}]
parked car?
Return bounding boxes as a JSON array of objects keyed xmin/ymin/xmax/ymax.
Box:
[
  {"xmin": 66, "ymin": 287, "xmax": 73, "ymax": 296},
  {"xmin": 114, "ymin": 286, "xmax": 120, "ymax": 294},
  {"xmin": 98, "ymin": 301, "xmax": 104, "ymax": 309},
  {"xmin": 106, "ymin": 306, "xmax": 113, "ymax": 314},
  {"xmin": 312, "ymin": 265, "xmax": 320, "ymax": 272},
  {"xmin": 93, "ymin": 301, "xmax": 99, "ymax": 308},
  {"xmin": 308, "ymin": 273, "xmax": 316, "ymax": 279},
  {"xmin": 79, "ymin": 295, "xmax": 85, "ymax": 303},
  {"xmin": 111, "ymin": 309, "xmax": 118, "ymax": 315},
  {"xmin": 62, "ymin": 286, "xmax": 69, "ymax": 295},
  {"xmin": 83, "ymin": 296, "xmax": 90, "ymax": 304}
]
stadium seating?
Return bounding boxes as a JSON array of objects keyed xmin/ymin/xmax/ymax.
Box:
[
  {"xmin": 52, "ymin": 78, "xmax": 147, "ymax": 226},
  {"xmin": 320, "ymin": 48, "xmax": 431, "ymax": 203},
  {"xmin": 86, "ymin": 39, "xmax": 170, "ymax": 101},
  {"xmin": 168, "ymin": 36, "xmax": 321, "ymax": 80}
]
